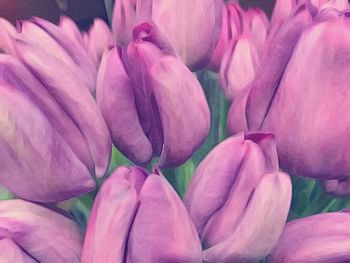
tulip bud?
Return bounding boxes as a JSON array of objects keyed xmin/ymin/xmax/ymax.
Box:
[
  {"xmin": 112, "ymin": 0, "xmax": 223, "ymax": 70},
  {"xmin": 82, "ymin": 166, "xmax": 202, "ymax": 262},
  {"xmin": 0, "ymin": 199, "xmax": 83, "ymax": 263},
  {"xmin": 11, "ymin": 17, "xmax": 111, "ymax": 179},
  {"xmin": 209, "ymin": 1, "xmax": 244, "ymax": 72},
  {"xmin": 97, "ymin": 23, "xmax": 210, "ymax": 167},
  {"xmin": 210, "ymin": 2, "xmax": 269, "ymax": 73},
  {"xmin": 269, "ymin": 211, "xmax": 350, "ymax": 262},
  {"xmin": 184, "ymin": 133, "xmax": 292, "ymax": 263},
  {"xmin": 229, "ymin": 5, "xmax": 350, "ymax": 184}
]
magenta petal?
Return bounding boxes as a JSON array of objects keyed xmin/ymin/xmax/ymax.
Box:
[
  {"xmin": 112, "ymin": 0, "xmax": 137, "ymax": 45},
  {"xmin": 0, "ymin": 199, "xmax": 83, "ymax": 262},
  {"xmin": 204, "ymin": 172, "xmax": 292, "ymax": 263},
  {"xmin": 220, "ymin": 37, "xmax": 259, "ymax": 100},
  {"xmin": 97, "ymin": 47, "xmax": 152, "ymax": 164},
  {"xmin": 0, "ymin": 54, "xmax": 94, "ymax": 173},
  {"xmin": 0, "ymin": 83, "xmax": 95, "ymax": 202},
  {"xmin": 14, "ymin": 37, "xmax": 111, "ymax": 178},
  {"xmin": 82, "ymin": 167, "xmax": 142, "ymax": 263},
  {"xmin": 0, "ymin": 18, "xmax": 16, "ymax": 54},
  {"xmin": 269, "ymin": 212, "xmax": 350, "ymax": 263},
  {"xmin": 88, "ymin": 18, "xmax": 113, "ymax": 63},
  {"xmin": 246, "ymin": 4, "xmax": 313, "ymax": 130},
  {"xmin": 184, "ymin": 133, "xmax": 247, "ymax": 234},
  {"xmin": 262, "ymin": 16, "xmax": 350, "ymax": 179},
  {"xmin": 29, "ymin": 17, "xmax": 97, "ymax": 92},
  {"xmin": 149, "ymin": 0, "xmax": 223, "ymax": 70},
  {"xmin": 128, "ymin": 174, "xmax": 202, "ymax": 263},
  {"xmin": 149, "ymin": 55, "xmax": 210, "ymax": 167},
  {"xmin": 0, "ymin": 238, "xmax": 36, "ymax": 263}
]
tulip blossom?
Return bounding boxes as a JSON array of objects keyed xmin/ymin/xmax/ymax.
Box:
[
  {"xmin": 0, "ymin": 18, "xmax": 112, "ymax": 202},
  {"xmin": 184, "ymin": 133, "xmax": 292, "ymax": 263},
  {"xmin": 217, "ymin": 4, "xmax": 269, "ymax": 99},
  {"xmin": 0, "ymin": 199, "xmax": 83, "ymax": 262},
  {"xmin": 209, "ymin": 1, "xmax": 244, "ymax": 71},
  {"xmin": 269, "ymin": 211, "xmax": 350, "ymax": 262},
  {"xmin": 112, "ymin": 0, "xmax": 223, "ymax": 70},
  {"xmin": 229, "ymin": 7, "xmax": 350, "ymax": 183},
  {"xmin": 82, "ymin": 166, "xmax": 202, "ymax": 262},
  {"xmin": 97, "ymin": 23, "xmax": 210, "ymax": 167}
]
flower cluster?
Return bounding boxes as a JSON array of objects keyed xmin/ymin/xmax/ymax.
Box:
[{"xmin": 0, "ymin": 0, "xmax": 349, "ymax": 262}]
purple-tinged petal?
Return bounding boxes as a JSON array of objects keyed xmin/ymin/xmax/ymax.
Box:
[
  {"xmin": 184, "ymin": 133, "xmax": 247, "ymax": 234},
  {"xmin": 0, "ymin": 18, "xmax": 16, "ymax": 54},
  {"xmin": 0, "ymin": 54, "xmax": 94, "ymax": 173},
  {"xmin": 0, "ymin": 199, "xmax": 83, "ymax": 262},
  {"xmin": 112, "ymin": 0, "xmax": 137, "ymax": 45},
  {"xmin": 14, "ymin": 37, "xmax": 111, "ymax": 178},
  {"xmin": 128, "ymin": 174, "xmax": 202, "ymax": 263},
  {"xmin": 0, "ymin": 83, "xmax": 95, "ymax": 202},
  {"xmin": 201, "ymin": 135, "xmax": 276, "ymax": 247},
  {"xmin": 227, "ymin": 90, "xmax": 250, "ymax": 134},
  {"xmin": 220, "ymin": 37, "xmax": 259, "ymax": 100},
  {"xmin": 149, "ymin": 55, "xmax": 210, "ymax": 167},
  {"xmin": 136, "ymin": 0, "xmax": 223, "ymax": 70},
  {"xmin": 59, "ymin": 16, "xmax": 85, "ymax": 47},
  {"xmin": 126, "ymin": 40, "xmax": 165, "ymax": 156},
  {"xmin": 97, "ymin": 46, "xmax": 152, "ymax": 164},
  {"xmin": 271, "ymin": 0, "xmax": 301, "ymax": 28},
  {"xmin": 209, "ymin": 2, "xmax": 243, "ymax": 71},
  {"xmin": 0, "ymin": 238, "xmax": 36, "ymax": 263},
  {"xmin": 28, "ymin": 17, "xmax": 97, "ymax": 92},
  {"xmin": 269, "ymin": 212, "xmax": 350, "ymax": 263},
  {"xmin": 82, "ymin": 167, "xmax": 142, "ymax": 263},
  {"xmin": 245, "ymin": 4, "xmax": 313, "ymax": 130},
  {"xmin": 88, "ymin": 18, "xmax": 113, "ymax": 63},
  {"xmin": 311, "ymin": 0, "xmax": 350, "ymax": 11},
  {"xmin": 262, "ymin": 16, "xmax": 350, "ymax": 179},
  {"xmin": 243, "ymin": 8, "xmax": 269, "ymax": 50},
  {"xmin": 204, "ymin": 172, "xmax": 292, "ymax": 263}
]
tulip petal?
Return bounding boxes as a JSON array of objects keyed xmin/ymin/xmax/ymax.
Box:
[
  {"xmin": 59, "ymin": 16, "xmax": 85, "ymax": 48},
  {"xmin": 136, "ymin": 0, "xmax": 223, "ymax": 70},
  {"xmin": 0, "ymin": 54, "xmax": 94, "ymax": 173},
  {"xmin": 201, "ymin": 137, "xmax": 272, "ymax": 247},
  {"xmin": 126, "ymin": 40, "xmax": 165, "ymax": 156},
  {"xmin": 209, "ymin": 2, "xmax": 243, "ymax": 71},
  {"xmin": 82, "ymin": 167, "xmax": 142, "ymax": 263},
  {"xmin": 14, "ymin": 37, "xmax": 111, "ymax": 178},
  {"xmin": 128, "ymin": 174, "xmax": 202, "ymax": 263},
  {"xmin": 97, "ymin": 46, "xmax": 152, "ymax": 164},
  {"xmin": 220, "ymin": 37, "xmax": 259, "ymax": 100},
  {"xmin": 0, "ymin": 199, "xmax": 83, "ymax": 263},
  {"xmin": 184, "ymin": 133, "xmax": 247, "ymax": 234},
  {"xmin": 112, "ymin": 0, "xmax": 137, "ymax": 45},
  {"xmin": 204, "ymin": 172, "xmax": 292, "ymax": 263},
  {"xmin": 0, "ymin": 238, "xmax": 36, "ymax": 263},
  {"xmin": 149, "ymin": 55, "xmax": 210, "ymax": 167},
  {"xmin": 0, "ymin": 83, "xmax": 95, "ymax": 202},
  {"xmin": 88, "ymin": 18, "xmax": 113, "ymax": 63},
  {"xmin": 269, "ymin": 212, "xmax": 350, "ymax": 263},
  {"xmin": 0, "ymin": 18, "xmax": 16, "ymax": 54},
  {"xmin": 245, "ymin": 4, "xmax": 313, "ymax": 130},
  {"xmin": 262, "ymin": 15, "xmax": 350, "ymax": 179},
  {"xmin": 30, "ymin": 17, "xmax": 97, "ymax": 91}
]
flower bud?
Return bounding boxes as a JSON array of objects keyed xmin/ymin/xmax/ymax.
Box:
[{"xmin": 184, "ymin": 133, "xmax": 292, "ymax": 263}]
